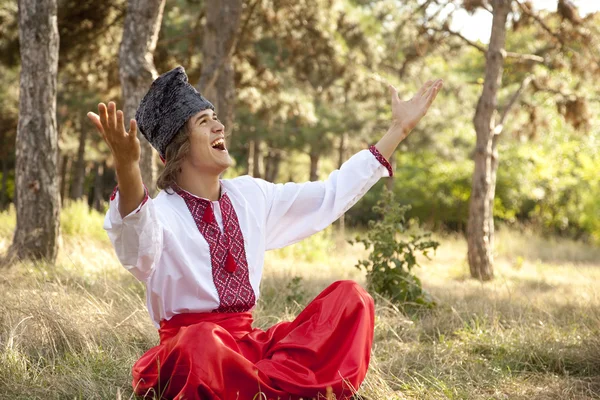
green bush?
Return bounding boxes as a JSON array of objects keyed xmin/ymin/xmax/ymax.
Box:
[
  {"xmin": 0, "ymin": 201, "xmax": 108, "ymax": 243},
  {"xmin": 349, "ymin": 188, "xmax": 439, "ymax": 310},
  {"xmin": 271, "ymin": 226, "xmax": 334, "ymax": 263},
  {"xmin": 347, "ymin": 151, "xmax": 473, "ymax": 232},
  {"xmin": 60, "ymin": 200, "xmax": 108, "ymax": 242},
  {"xmin": 346, "ymin": 133, "xmax": 600, "ymax": 244},
  {"xmin": 285, "ymin": 276, "xmax": 307, "ymax": 305}
]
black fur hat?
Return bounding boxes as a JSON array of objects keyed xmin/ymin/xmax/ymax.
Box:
[{"xmin": 135, "ymin": 66, "xmax": 214, "ymax": 158}]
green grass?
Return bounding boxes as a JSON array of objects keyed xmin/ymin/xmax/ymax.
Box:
[
  {"xmin": 60, "ymin": 200, "xmax": 108, "ymax": 243},
  {"xmin": 0, "ymin": 206, "xmax": 599, "ymax": 399},
  {"xmin": 0, "ymin": 204, "xmax": 16, "ymax": 239}
]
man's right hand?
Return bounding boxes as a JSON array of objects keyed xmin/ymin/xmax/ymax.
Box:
[
  {"xmin": 87, "ymin": 102, "xmax": 141, "ymax": 168},
  {"xmin": 87, "ymin": 102, "xmax": 146, "ymax": 218}
]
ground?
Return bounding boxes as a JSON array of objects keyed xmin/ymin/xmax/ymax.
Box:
[{"xmin": 0, "ymin": 204, "xmax": 599, "ymax": 399}]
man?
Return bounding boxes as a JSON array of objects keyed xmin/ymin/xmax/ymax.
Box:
[{"xmin": 88, "ymin": 66, "xmax": 442, "ymax": 399}]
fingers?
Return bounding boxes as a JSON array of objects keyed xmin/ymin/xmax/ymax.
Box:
[
  {"xmin": 425, "ymin": 80, "xmax": 443, "ymax": 107},
  {"xmin": 98, "ymin": 101, "xmax": 129, "ymax": 138},
  {"xmin": 98, "ymin": 102, "xmax": 109, "ymax": 132},
  {"xmin": 388, "ymin": 84, "xmax": 400, "ymax": 103},
  {"xmin": 421, "ymin": 79, "xmax": 441, "ymax": 100},
  {"xmin": 86, "ymin": 112, "xmax": 104, "ymax": 135},
  {"xmin": 431, "ymin": 79, "xmax": 443, "ymax": 91},
  {"xmin": 420, "ymin": 79, "xmax": 442, "ymax": 98},
  {"xmin": 107, "ymin": 102, "xmax": 117, "ymax": 131},
  {"xmin": 416, "ymin": 80, "xmax": 434, "ymax": 98},
  {"xmin": 116, "ymin": 110, "xmax": 125, "ymax": 133},
  {"xmin": 129, "ymin": 119, "xmax": 137, "ymax": 138}
]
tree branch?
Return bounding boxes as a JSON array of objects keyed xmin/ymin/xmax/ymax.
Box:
[
  {"xmin": 515, "ymin": 0, "xmax": 600, "ymax": 70},
  {"xmin": 199, "ymin": 0, "xmax": 260, "ymax": 92},
  {"xmin": 514, "ymin": 0, "xmax": 564, "ymax": 44},
  {"xmin": 232, "ymin": 0, "xmax": 260, "ymax": 57},
  {"xmin": 428, "ymin": 25, "xmax": 545, "ymax": 64},
  {"xmin": 494, "ymin": 74, "xmax": 534, "ymax": 134},
  {"xmin": 531, "ymin": 79, "xmax": 600, "ymax": 103},
  {"xmin": 434, "ymin": 25, "xmax": 486, "ymax": 51}
]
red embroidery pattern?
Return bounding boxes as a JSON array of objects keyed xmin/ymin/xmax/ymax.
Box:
[
  {"xmin": 110, "ymin": 185, "xmax": 149, "ymax": 214},
  {"xmin": 175, "ymin": 187, "xmax": 256, "ymax": 313},
  {"xmin": 369, "ymin": 145, "xmax": 394, "ymax": 177}
]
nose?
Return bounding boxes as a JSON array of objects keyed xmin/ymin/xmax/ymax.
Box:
[{"xmin": 212, "ymin": 120, "xmax": 225, "ymax": 133}]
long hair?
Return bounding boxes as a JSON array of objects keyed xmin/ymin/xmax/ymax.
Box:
[{"xmin": 156, "ymin": 122, "xmax": 190, "ymax": 192}]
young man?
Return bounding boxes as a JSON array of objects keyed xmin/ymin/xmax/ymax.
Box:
[{"xmin": 88, "ymin": 66, "xmax": 442, "ymax": 400}]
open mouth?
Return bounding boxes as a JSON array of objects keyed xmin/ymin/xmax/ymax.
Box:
[{"xmin": 210, "ymin": 138, "xmax": 227, "ymax": 151}]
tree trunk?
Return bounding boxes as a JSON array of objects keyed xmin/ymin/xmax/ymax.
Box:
[
  {"xmin": 0, "ymin": 157, "xmax": 8, "ymax": 211},
  {"xmin": 70, "ymin": 127, "xmax": 87, "ymax": 200},
  {"xmin": 119, "ymin": 0, "xmax": 166, "ymax": 196},
  {"xmin": 264, "ymin": 150, "xmax": 272, "ymax": 182},
  {"xmin": 92, "ymin": 162, "xmax": 105, "ymax": 212},
  {"xmin": 309, "ymin": 151, "xmax": 320, "ymax": 181},
  {"xmin": 467, "ymin": 0, "xmax": 511, "ymax": 281},
  {"xmin": 487, "ymin": 132, "xmax": 500, "ymax": 260},
  {"xmin": 336, "ymin": 133, "xmax": 348, "ymax": 233},
  {"xmin": 8, "ymin": 0, "xmax": 60, "ymax": 264},
  {"xmin": 59, "ymin": 154, "xmax": 71, "ymax": 206},
  {"xmin": 251, "ymin": 138, "xmax": 263, "ymax": 178},
  {"xmin": 270, "ymin": 152, "xmax": 281, "ymax": 182},
  {"xmin": 337, "ymin": 133, "xmax": 347, "ymax": 168},
  {"xmin": 264, "ymin": 149, "xmax": 282, "ymax": 182},
  {"xmin": 196, "ymin": 0, "xmax": 243, "ymax": 144},
  {"xmin": 246, "ymin": 140, "xmax": 254, "ymax": 176}
]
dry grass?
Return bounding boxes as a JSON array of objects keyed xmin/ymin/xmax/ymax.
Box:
[{"xmin": 0, "ymin": 206, "xmax": 599, "ymax": 399}]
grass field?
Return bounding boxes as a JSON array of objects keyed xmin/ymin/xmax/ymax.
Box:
[{"xmin": 0, "ymin": 203, "xmax": 599, "ymax": 399}]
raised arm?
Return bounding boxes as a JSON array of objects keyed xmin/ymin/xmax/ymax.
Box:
[
  {"xmin": 87, "ymin": 102, "xmax": 161, "ymax": 281},
  {"xmin": 87, "ymin": 102, "xmax": 145, "ymax": 217},
  {"xmin": 257, "ymin": 79, "xmax": 443, "ymax": 250}
]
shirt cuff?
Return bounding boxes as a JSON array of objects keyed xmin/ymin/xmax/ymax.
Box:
[
  {"xmin": 368, "ymin": 145, "xmax": 394, "ymax": 177},
  {"xmin": 110, "ymin": 184, "xmax": 150, "ymax": 216}
]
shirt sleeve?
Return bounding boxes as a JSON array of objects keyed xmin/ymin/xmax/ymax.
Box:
[
  {"xmin": 255, "ymin": 145, "xmax": 393, "ymax": 250},
  {"xmin": 103, "ymin": 185, "xmax": 163, "ymax": 281}
]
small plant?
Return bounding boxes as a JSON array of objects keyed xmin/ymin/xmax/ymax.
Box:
[
  {"xmin": 349, "ymin": 188, "xmax": 439, "ymax": 309},
  {"xmin": 285, "ymin": 276, "xmax": 306, "ymax": 305}
]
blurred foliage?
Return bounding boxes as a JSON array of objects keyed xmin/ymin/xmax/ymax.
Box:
[
  {"xmin": 0, "ymin": 203, "xmax": 15, "ymax": 238},
  {"xmin": 0, "ymin": 200, "xmax": 107, "ymax": 243},
  {"xmin": 0, "ymin": 0, "xmax": 598, "ymax": 242},
  {"xmin": 271, "ymin": 227, "xmax": 335, "ymax": 264},
  {"xmin": 285, "ymin": 276, "xmax": 307, "ymax": 305},
  {"xmin": 60, "ymin": 201, "xmax": 108, "ymax": 243}
]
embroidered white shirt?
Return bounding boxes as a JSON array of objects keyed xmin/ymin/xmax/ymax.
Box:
[{"xmin": 104, "ymin": 148, "xmax": 392, "ymax": 327}]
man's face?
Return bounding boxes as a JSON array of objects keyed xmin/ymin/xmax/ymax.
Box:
[{"xmin": 183, "ymin": 109, "xmax": 232, "ymax": 175}]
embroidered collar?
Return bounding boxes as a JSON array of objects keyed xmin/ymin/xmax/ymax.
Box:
[{"xmin": 171, "ymin": 182, "xmax": 227, "ymax": 204}]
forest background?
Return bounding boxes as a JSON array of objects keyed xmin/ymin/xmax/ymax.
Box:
[
  {"xmin": 0, "ymin": 0, "xmax": 598, "ymax": 246},
  {"xmin": 0, "ymin": 0, "xmax": 599, "ymax": 398}
]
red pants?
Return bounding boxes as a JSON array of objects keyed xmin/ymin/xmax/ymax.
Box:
[{"xmin": 132, "ymin": 280, "xmax": 375, "ymax": 400}]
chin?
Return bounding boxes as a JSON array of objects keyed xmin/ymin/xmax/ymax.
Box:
[
  {"xmin": 215, "ymin": 157, "xmax": 233, "ymax": 174},
  {"xmin": 188, "ymin": 150, "xmax": 233, "ymax": 175},
  {"xmin": 217, "ymin": 164, "xmax": 231, "ymax": 174}
]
